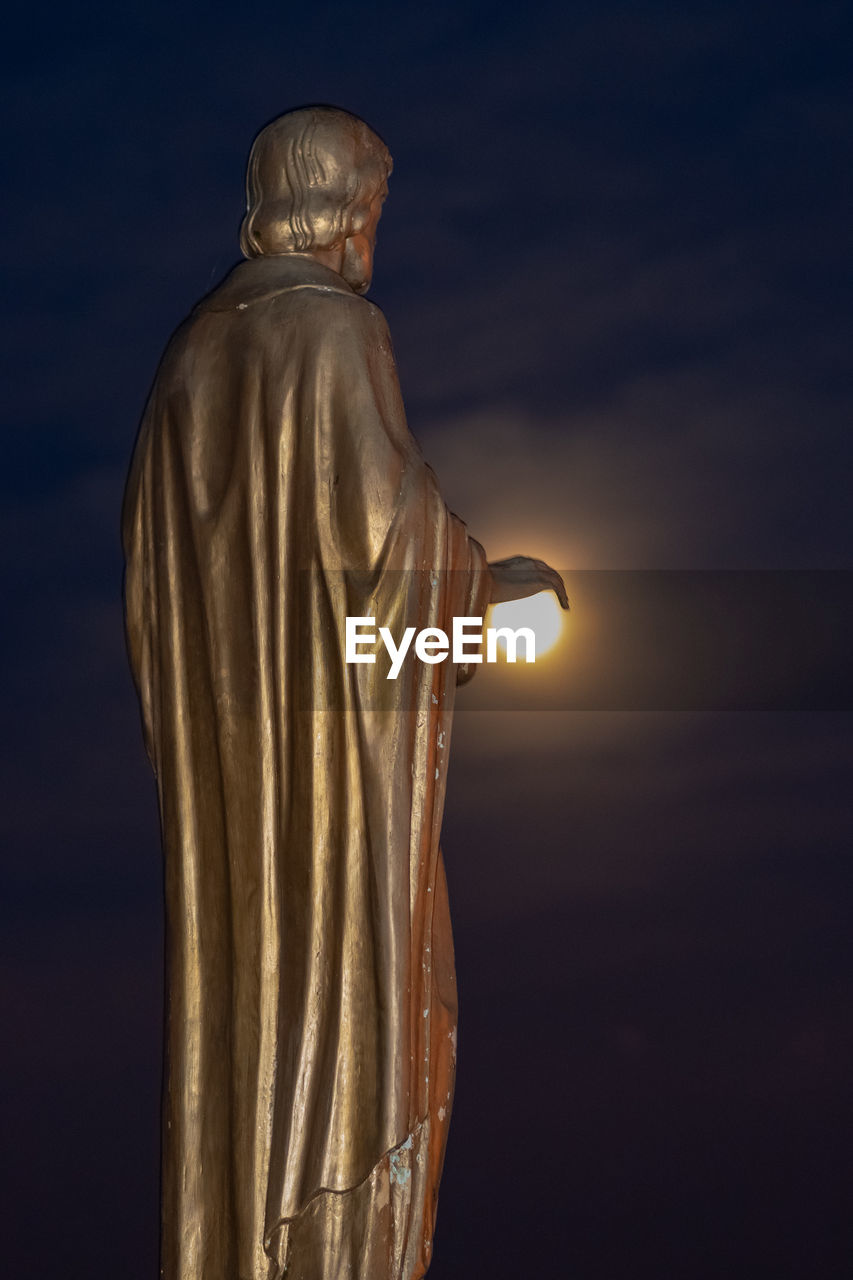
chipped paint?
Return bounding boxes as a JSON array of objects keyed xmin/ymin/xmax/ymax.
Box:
[{"xmin": 388, "ymin": 1134, "xmax": 413, "ymax": 1188}]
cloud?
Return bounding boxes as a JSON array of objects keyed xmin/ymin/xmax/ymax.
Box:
[{"xmin": 415, "ymin": 372, "xmax": 832, "ymax": 571}]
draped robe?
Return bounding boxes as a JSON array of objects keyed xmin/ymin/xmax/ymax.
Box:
[{"xmin": 122, "ymin": 254, "xmax": 489, "ymax": 1280}]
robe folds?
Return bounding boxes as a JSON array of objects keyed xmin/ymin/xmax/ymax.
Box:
[{"xmin": 122, "ymin": 254, "xmax": 490, "ymax": 1280}]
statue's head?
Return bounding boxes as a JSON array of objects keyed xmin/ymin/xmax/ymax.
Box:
[{"xmin": 239, "ymin": 106, "xmax": 392, "ymax": 294}]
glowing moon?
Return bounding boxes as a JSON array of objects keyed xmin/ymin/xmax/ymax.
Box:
[{"xmin": 489, "ymin": 590, "xmax": 565, "ymax": 659}]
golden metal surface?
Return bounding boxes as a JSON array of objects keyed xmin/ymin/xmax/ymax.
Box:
[{"xmin": 123, "ymin": 106, "xmax": 564, "ymax": 1280}]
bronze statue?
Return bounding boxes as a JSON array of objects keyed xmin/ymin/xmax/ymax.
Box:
[{"xmin": 123, "ymin": 105, "xmax": 566, "ymax": 1280}]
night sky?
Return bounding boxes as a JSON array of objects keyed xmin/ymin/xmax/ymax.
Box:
[{"xmin": 3, "ymin": 2, "xmax": 852, "ymax": 1277}]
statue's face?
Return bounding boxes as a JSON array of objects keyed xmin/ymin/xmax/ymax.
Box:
[{"xmin": 341, "ymin": 182, "xmax": 387, "ymax": 295}]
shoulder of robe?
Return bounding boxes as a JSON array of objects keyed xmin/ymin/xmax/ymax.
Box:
[
  {"xmin": 147, "ymin": 267, "xmax": 395, "ymax": 411},
  {"xmin": 265, "ymin": 286, "xmax": 393, "ymax": 363},
  {"xmin": 192, "ymin": 257, "xmax": 387, "ymax": 329},
  {"xmin": 199, "ymin": 276, "xmax": 390, "ymax": 359}
]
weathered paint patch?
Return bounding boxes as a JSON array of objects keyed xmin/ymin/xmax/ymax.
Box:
[{"xmin": 388, "ymin": 1134, "xmax": 414, "ymax": 1188}]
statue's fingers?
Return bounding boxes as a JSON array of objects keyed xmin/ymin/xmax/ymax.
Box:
[{"xmin": 543, "ymin": 568, "xmax": 569, "ymax": 609}]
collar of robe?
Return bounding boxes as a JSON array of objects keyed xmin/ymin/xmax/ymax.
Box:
[{"xmin": 196, "ymin": 253, "xmax": 355, "ymax": 313}]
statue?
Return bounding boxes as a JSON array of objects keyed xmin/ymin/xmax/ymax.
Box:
[{"xmin": 123, "ymin": 106, "xmax": 567, "ymax": 1280}]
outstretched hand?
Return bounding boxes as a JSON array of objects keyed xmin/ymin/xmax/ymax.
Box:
[{"xmin": 488, "ymin": 556, "xmax": 569, "ymax": 609}]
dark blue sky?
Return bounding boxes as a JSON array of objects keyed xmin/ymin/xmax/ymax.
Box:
[{"xmin": 2, "ymin": 2, "xmax": 852, "ymax": 1276}]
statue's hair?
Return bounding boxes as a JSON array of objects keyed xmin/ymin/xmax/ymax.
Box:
[{"xmin": 239, "ymin": 106, "xmax": 392, "ymax": 258}]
